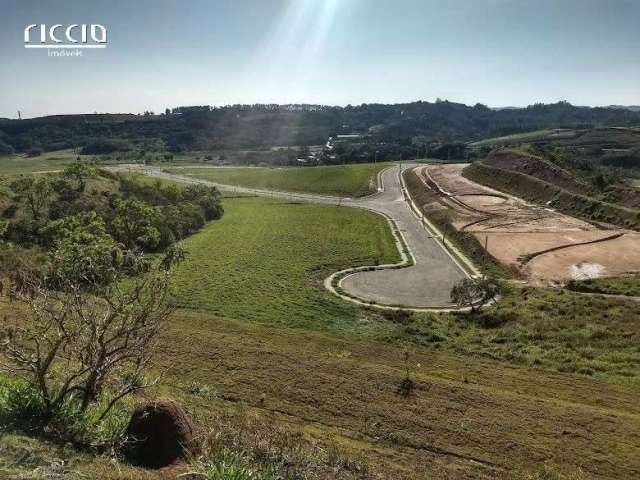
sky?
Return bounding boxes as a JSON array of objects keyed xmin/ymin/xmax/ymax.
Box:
[{"xmin": 0, "ymin": 0, "xmax": 639, "ymax": 118}]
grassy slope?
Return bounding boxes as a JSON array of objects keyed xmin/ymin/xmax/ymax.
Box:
[
  {"xmin": 0, "ymin": 150, "xmax": 93, "ymax": 175},
  {"xmin": 3, "ymin": 300, "xmax": 640, "ymax": 479},
  {"xmin": 567, "ymin": 274, "xmax": 640, "ymax": 297},
  {"xmin": 406, "ymin": 285, "xmax": 640, "ymax": 383},
  {"xmin": 469, "ymin": 129, "xmax": 554, "ymax": 147},
  {"xmin": 147, "ymin": 310, "xmax": 640, "ymax": 479},
  {"xmin": 171, "ymin": 196, "xmax": 400, "ymax": 334},
  {"xmin": 0, "ymin": 434, "xmax": 158, "ymax": 480},
  {"xmin": 167, "ymin": 163, "xmax": 390, "ymax": 197},
  {"xmin": 2, "ymin": 188, "xmax": 640, "ymax": 477}
]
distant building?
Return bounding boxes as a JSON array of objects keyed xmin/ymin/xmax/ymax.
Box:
[{"xmin": 335, "ymin": 134, "xmax": 361, "ymax": 141}]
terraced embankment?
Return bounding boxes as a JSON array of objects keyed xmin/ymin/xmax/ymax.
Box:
[
  {"xmin": 464, "ymin": 151, "xmax": 640, "ymax": 230},
  {"xmin": 413, "ymin": 163, "xmax": 640, "ymax": 282}
]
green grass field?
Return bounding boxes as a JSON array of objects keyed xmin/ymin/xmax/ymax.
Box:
[
  {"xmin": 167, "ymin": 163, "xmax": 391, "ymax": 197},
  {"xmin": 171, "ymin": 196, "xmax": 400, "ymax": 333},
  {"xmin": 0, "ymin": 150, "xmax": 85, "ymax": 174}
]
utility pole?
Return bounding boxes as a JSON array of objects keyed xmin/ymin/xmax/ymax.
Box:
[
  {"xmin": 482, "ymin": 235, "xmax": 488, "ymax": 280},
  {"xmin": 17, "ymin": 110, "xmax": 21, "ymax": 120}
]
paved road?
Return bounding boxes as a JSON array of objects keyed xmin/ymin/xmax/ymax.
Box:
[{"xmin": 140, "ymin": 165, "xmax": 468, "ymax": 308}]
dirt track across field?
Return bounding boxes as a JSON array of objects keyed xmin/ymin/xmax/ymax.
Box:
[
  {"xmin": 139, "ymin": 164, "xmax": 469, "ymax": 308},
  {"xmin": 417, "ymin": 164, "xmax": 640, "ymax": 281}
]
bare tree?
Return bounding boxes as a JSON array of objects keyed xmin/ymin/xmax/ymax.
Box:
[
  {"xmin": 0, "ymin": 246, "xmax": 183, "ymax": 421},
  {"xmin": 450, "ymin": 277, "xmax": 500, "ymax": 312}
]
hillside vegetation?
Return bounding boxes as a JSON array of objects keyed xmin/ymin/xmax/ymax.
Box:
[
  {"xmin": 170, "ymin": 163, "xmax": 389, "ymax": 197},
  {"xmin": 0, "ymin": 166, "xmax": 223, "ymax": 267},
  {"xmin": 566, "ymin": 273, "xmax": 640, "ymax": 297},
  {"xmin": 2, "ymin": 101, "xmax": 640, "ymax": 155}
]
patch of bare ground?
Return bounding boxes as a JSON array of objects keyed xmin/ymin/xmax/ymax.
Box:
[
  {"xmin": 418, "ymin": 164, "xmax": 640, "ymax": 282},
  {"xmin": 527, "ymin": 232, "xmax": 640, "ymax": 281},
  {"xmin": 153, "ymin": 310, "xmax": 640, "ymax": 479}
]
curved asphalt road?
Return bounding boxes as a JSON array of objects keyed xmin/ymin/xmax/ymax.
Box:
[{"xmin": 139, "ymin": 164, "xmax": 468, "ymax": 308}]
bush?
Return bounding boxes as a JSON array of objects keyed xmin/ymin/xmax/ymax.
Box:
[
  {"xmin": 0, "ymin": 379, "xmax": 51, "ymax": 432},
  {"xmin": 0, "ymin": 379, "xmax": 129, "ymax": 444},
  {"xmin": 196, "ymin": 448, "xmax": 278, "ymax": 480},
  {"xmin": 382, "ymin": 309, "xmax": 413, "ymax": 325},
  {"xmin": 26, "ymin": 146, "xmax": 43, "ymax": 157},
  {"xmin": 472, "ymin": 310, "xmax": 516, "ymax": 328}
]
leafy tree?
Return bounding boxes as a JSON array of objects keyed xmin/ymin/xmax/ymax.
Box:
[
  {"xmin": 9, "ymin": 176, "xmax": 53, "ymax": 220},
  {"xmin": 181, "ymin": 184, "xmax": 223, "ymax": 220},
  {"xmin": 42, "ymin": 212, "xmax": 122, "ymax": 287},
  {"xmin": 477, "ymin": 277, "xmax": 500, "ymax": 305},
  {"xmin": 451, "ymin": 278, "xmax": 478, "ymax": 311},
  {"xmin": 63, "ymin": 162, "xmax": 97, "ymax": 192},
  {"xmin": 111, "ymin": 198, "xmax": 161, "ymax": 250}
]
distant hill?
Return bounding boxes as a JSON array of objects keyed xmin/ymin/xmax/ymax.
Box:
[
  {"xmin": 470, "ymin": 126, "xmax": 640, "ymax": 150},
  {"xmin": 607, "ymin": 105, "xmax": 640, "ymax": 112},
  {"xmin": 1, "ymin": 100, "xmax": 640, "ymax": 154}
]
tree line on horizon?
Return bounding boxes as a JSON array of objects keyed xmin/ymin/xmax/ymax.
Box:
[{"xmin": 1, "ymin": 100, "xmax": 639, "ymax": 158}]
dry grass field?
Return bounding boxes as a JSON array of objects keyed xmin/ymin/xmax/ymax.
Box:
[{"xmin": 149, "ymin": 310, "xmax": 640, "ymax": 479}]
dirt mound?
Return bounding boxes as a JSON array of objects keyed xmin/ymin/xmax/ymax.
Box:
[{"xmin": 124, "ymin": 398, "xmax": 200, "ymax": 469}]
